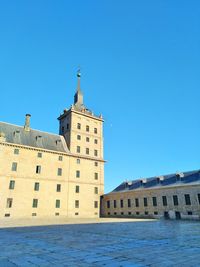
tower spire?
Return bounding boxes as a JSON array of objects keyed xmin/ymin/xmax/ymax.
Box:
[{"xmin": 74, "ymin": 69, "xmax": 83, "ymax": 107}]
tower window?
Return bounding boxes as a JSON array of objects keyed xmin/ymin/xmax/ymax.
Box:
[
  {"xmin": 14, "ymin": 149, "xmax": 19, "ymax": 155},
  {"xmin": 86, "ymin": 148, "xmax": 89, "ymax": 155},
  {"xmin": 56, "ymin": 199, "xmax": 60, "ymax": 208},
  {"xmin": 7, "ymin": 198, "xmax": 13, "ymax": 208},
  {"xmin": 94, "ymin": 162, "xmax": 98, "ymax": 167},
  {"xmin": 75, "ymin": 185, "xmax": 80, "ymax": 193},
  {"xmin": 34, "ymin": 182, "xmax": 40, "ymax": 191},
  {"xmin": 32, "ymin": 199, "xmax": 38, "ymax": 208},
  {"xmin": 76, "ymin": 170, "xmax": 80, "ymax": 178},
  {"xmin": 86, "ymin": 137, "xmax": 90, "ymax": 142},
  {"xmin": 57, "ymin": 168, "xmax": 62, "ymax": 176},
  {"xmin": 12, "ymin": 162, "xmax": 17, "ymax": 171},
  {"xmin": 86, "ymin": 125, "xmax": 89, "ymax": 132},
  {"xmin": 77, "ymin": 123, "xmax": 81, "ymax": 130},
  {"xmin": 77, "ymin": 135, "xmax": 81, "ymax": 140},
  {"xmin": 36, "ymin": 165, "xmax": 41, "ymax": 174},
  {"xmin": 61, "ymin": 126, "xmax": 64, "ymax": 133},
  {"xmin": 9, "ymin": 180, "xmax": 15, "ymax": 190},
  {"xmin": 94, "ymin": 128, "xmax": 97, "ymax": 134},
  {"xmin": 94, "ymin": 201, "xmax": 98, "ymax": 208},
  {"xmin": 37, "ymin": 152, "xmax": 42, "ymax": 158},
  {"xmin": 75, "ymin": 200, "xmax": 79, "ymax": 208},
  {"xmin": 67, "ymin": 123, "xmax": 69, "ymax": 130},
  {"xmin": 56, "ymin": 184, "xmax": 61, "ymax": 192},
  {"xmin": 58, "ymin": 155, "xmax": 63, "ymax": 161},
  {"xmin": 76, "ymin": 158, "xmax": 80, "ymax": 164},
  {"xmin": 94, "ymin": 187, "xmax": 98, "ymax": 194},
  {"xmin": 77, "ymin": 146, "xmax": 80, "ymax": 153},
  {"xmin": 94, "ymin": 173, "xmax": 98, "ymax": 180},
  {"xmin": 94, "ymin": 139, "xmax": 98, "ymax": 144},
  {"xmin": 94, "ymin": 150, "xmax": 98, "ymax": 157}
]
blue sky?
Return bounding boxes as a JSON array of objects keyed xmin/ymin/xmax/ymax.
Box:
[{"xmin": 0, "ymin": 1, "xmax": 200, "ymax": 193}]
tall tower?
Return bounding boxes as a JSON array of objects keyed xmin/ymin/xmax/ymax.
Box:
[{"xmin": 58, "ymin": 71, "xmax": 104, "ymax": 218}]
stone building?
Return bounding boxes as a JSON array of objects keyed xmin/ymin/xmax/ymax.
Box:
[
  {"xmin": 0, "ymin": 71, "xmax": 104, "ymax": 219},
  {"xmin": 101, "ymin": 170, "xmax": 200, "ymax": 220}
]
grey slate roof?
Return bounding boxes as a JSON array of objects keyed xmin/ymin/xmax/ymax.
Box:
[
  {"xmin": 0, "ymin": 121, "xmax": 69, "ymax": 153},
  {"xmin": 112, "ymin": 170, "xmax": 200, "ymax": 193}
]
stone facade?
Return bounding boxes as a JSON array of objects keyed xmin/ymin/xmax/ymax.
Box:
[
  {"xmin": 101, "ymin": 171, "xmax": 200, "ymax": 220},
  {"xmin": 0, "ymin": 73, "xmax": 104, "ymax": 219}
]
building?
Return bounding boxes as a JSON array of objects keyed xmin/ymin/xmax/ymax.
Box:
[
  {"xmin": 0, "ymin": 71, "xmax": 105, "ymax": 219},
  {"xmin": 101, "ymin": 170, "xmax": 200, "ymax": 220}
]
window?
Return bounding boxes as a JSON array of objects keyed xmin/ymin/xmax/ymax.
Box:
[
  {"xmin": 56, "ymin": 199, "xmax": 60, "ymax": 208},
  {"xmin": 57, "ymin": 184, "xmax": 61, "ymax": 192},
  {"xmin": 94, "ymin": 162, "xmax": 98, "ymax": 167},
  {"xmin": 37, "ymin": 152, "xmax": 42, "ymax": 158},
  {"xmin": 94, "ymin": 173, "xmax": 98, "ymax": 180},
  {"xmin": 94, "ymin": 201, "xmax": 98, "ymax": 208},
  {"xmin": 185, "ymin": 194, "xmax": 191, "ymax": 205},
  {"xmin": 76, "ymin": 170, "xmax": 80, "ymax": 178},
  {"xmin": 121, "ymin": 212, "xmax": 124, "ymax": 215},
  {"xmin": 198, "ymin": 194, "xmax": 200, "ymax": 204},
  {"xmin": 152, "ymin": 197, "xmax": 157, "ymax": 207},
  {"xmin": 144, "ymin": 197, "xmax": 148, "ymax": 207},
  {"xmin": 94, "ymin": 128, "xmax": 97, "ymax": 134},
  {"xmin": 120, "ymin": 199, "xmax": 123, "ymax": 208},
  {"xmin": 77, "ymin": 146, "xmax": 80, "ymax": 153},
  {"xmin": 86, "ymin": 148, "xmax": 89, "ymax": 155},
  {"xmin": 145, "ymin": 211, "xmax": 149, "ymax": 215},
  {"xmin": 32, "ymin": 199, "xmax": 38, "ymax": 208},
  {"xmin": 86, "ymin": 137, "xmax": 90, "ymax": 142},
  {"xmin": 77, "ymin": 123, "xmax": 81, "ymax": 130},
  {"xmin": 94, "ymin": 139, "xmax": 98, "ymax": 144},
  {"xmin": 58, "ymin": 155, "xmax": 63, "ymax": 161},
  {"xmin": 154, "ymin": 211, "xmax": 158, "ymax": 215},
  {"xmin": 77, "ymin": 135, "xmax": 81, "ymax": 140},
  {"xmin": 94, "ymin": 187, "xmax": 98, "ymax": 194},
  {"xmin": 162, "ymin": 196, "xmax": 167, "ymax": 206},
  {"xmin": 32, "ymin": 213, "xmax": 37, "ymax": 216},
  {"xmin": 34, "ymin": 182, "xmax": 40, "ymax": 191},
  {"xmin": 188, "ymin": 211, "xmax": 192, "ymax": 215},
  {"xmin": 9, "ymin": 180, "xmax": 15, "ymax": 190},
  {"xmin": 173, "ymin": 195, "xmax": 179, "ymax": 206},
  {"xmin": 57, "ymin": 168, "xmax": 62, "ymax": 176},
  {"xmin": 94, "ymin": 150, "xmax": 98, "ymax": 157},
  {"xmin": 135, "ymin": 198, "xmax": 139, "ymax": 207},
  {"xmin": 76, "ymin": 158, "xmax": 80, "ymax": 164},
  {"xmin": 114, "ymin": 212, "xmax": 117, "ymax": 215},
  {"xmin": 86, "ymin": 125, "xmax": 89, "ymax": 132},
  {"xmin": 6, "ymin": 198, "xmax": 13, "ymax": 208},
  {"xmin": 128, "ymin": 199, "xmax": 131, "ymax": 208},
  {"xmin": 136, "ymin": 211, "xmax": 140, "ymax": 215},
  {"xmin": 61, "ymin": 126, "xmax": 64, "ymax": 133},
  {"xmin": 128, "ymin": 212, "xmax": 131, "ymax": 215},
  {"xmin": 66, "ymin": 123, "xmax": 69, "ymax": 130},
  {"xmin": 75, "ymin": 185, "xmax": 79, "ymax": 193},
  {"xmin": 55, "ymin": 213, "xmax": 59, "ymax": 216},
  {"xmin": 75, "ymin": 200, "xmax": 79, "ymax": 208},
  {"xmin": 12, "ymin": 162, "xmax": 17, "ymax": 171},
  {"xmin": 36, "ymin": 165, "xmax": 41, "ymax": 174},
  {"xmin": 107, "ymin": 201, "xmax": 110, "ymax": 208},
  {"xmin": 114, "ymin": 200, "xmax": 117, "ymax": 208},
  {"xmin": 14, "ymin": 149, "xmax": 19, "ymax": 155}
]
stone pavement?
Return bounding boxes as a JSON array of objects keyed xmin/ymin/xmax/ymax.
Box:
[{"xmin": 0, "ymin": 220, "xmax": 200, "ymax": 266}]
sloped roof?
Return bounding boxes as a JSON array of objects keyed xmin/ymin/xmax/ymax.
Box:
[
  {"xmin": 112, "ymin": 170, "xmax": 200, "ymax": 193},
  {"xmin": 0, "ymin": 121, "xmax": 69, "ymax": 153}
]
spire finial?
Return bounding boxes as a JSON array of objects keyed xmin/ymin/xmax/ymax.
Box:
[{"xmin": 77, "ymin": 68, "xmax": 81, "ymax": 78}]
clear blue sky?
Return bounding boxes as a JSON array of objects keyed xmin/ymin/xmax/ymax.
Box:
[{"xmin": 0, "ymin": 1, "xmax": 200, "ymax": 193}]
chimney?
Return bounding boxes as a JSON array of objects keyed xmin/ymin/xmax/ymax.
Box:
[{"xmin": 24, "ymin": 114, "xmax": 31, "ymax": 131}]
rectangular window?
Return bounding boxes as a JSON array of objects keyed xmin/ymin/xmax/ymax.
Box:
[
  {"xmin": 67, "ymin": 123, "xmax": 69, "ymax": 130},
  {"xmin": 94, "ymin": 187, "xmax": 98, "ymax": 194},
  {"xmin": 128, "ymin": 199, "xmax": 131, "ymax": 208},
  {"xmin": 32, "ymin": 199, "xmax": 38, "ymax": 208},
  {"xmin": 94, "ymin": 139, "xmax": 98, "ymax": 144},
  {"xmin": 162, "ymin": 196, "xmax": 167, "ymax": 206},
  {"xmin": 6, "ymin": 198, "xmax": 13, "ymax": 208},
  {"xmin": 188, "ymin": 211, "xmax": 192, "ymax": 215},
  {"xmin": 61, "ymin": 126, "xmax": 64, "ymax": 133},
  {"xmin": 37, "ymin": 152, "xmax": 42, "ymax": 158},
  {"xmin": 76, "ymin": 170, "xmax": 80, "ymax": 178},
  {"xmin": 76, "ymin": 158, "xmax": 80, "ymax": 164},
  {"xmin": 77, "ymin": 123, "xmax": 81, "ymax": 130},
  {"xmin": 185, "ymin": 194, "xmax": 191, "ymax": 205},
  {"xmin": 56, "ymin": 199, "xmax": 60, "ymax": 208},
  {"xmin": 94, "ymin": 128, "xmax": 97, "ymax": 134},
  {"xmin": 36, "ymin": 165, "xmax": 41, "ymax": 174},
  {"xmin": 144, "ymin": 197, "xmax": 148, "ymax": 207},
  {"xmin": 94, "ymin": 150, "xmax": 98, "ymax": 156},
  {"xmin": 14, "ymin": 149, "xmax": 19, "ymax": 155},
  {"xmin": 94, "ymin": 162, "xmax": 98, "ymax": 167},
  {"xmin": 75, "ymin": 185, "xmax": 79, "ymax": 193},
  {"xmin": 94, "ymin": 173, "xmax": 98, "ymax": 180},
  {"xmin": 114, "ymin": 200, "xmax": 117, "ymax": 208},
  {"xmin": 12, "ymin": 162, "xmax": 17, "ymax": 171},
  {"xmin": 154, "ymin": 211, "xmax": 158, "ymax": 215},
  {"xmin": 135, "ymin": 198, "xmax": 139, "ymax": 207},
  {"xmin": 9, "ymin": 180, "xmax": 15, "ymax": 190},
  {"xmin": 77, "ymin": 146, "xmax": 80, "ymax": 153},
  {"xmin": 56, "ymin": 184, "xmax": 61, "ymax": 192},
  {"xmin": 94, "ymin": 201, "xmax": 98, "ymax": 208},
  {"xmin": 86, "ymin": 125, "xmax": 89, "ymax": 132},
  {"xmin": 86, "ymin": 148, "xmax": 89, "ymax": 155},
  {"xmin": 198, "ymin": 194, "xmax": 200, "ymax": 204},
  {"xmin": 34, "ymin": 182, "xmax": 40, "ymax": 191},
  {"xmin": 107, "ymin": 200, "xmax": 110, "ymax": 208},
  {"xmin": 58, "ymin": 155, "xmax": 63, "ymax": 161},
  {"xmin": 152, "ymin": 197, "xmax": 157, "ymax": 207},
  {"xmin": 86, "ymin": 137, "xmax": 90, "ymax": 142},
  {"xmin": 57, "ymin": 168, "xmax": 62, "ymax": 176},
  {"xmin": 120, "ymin": 199, "xmax": 123, "ymax": 208},
  {"xmin": 173, "ymin": 195, "xmax": 179, "ymax": 206},
  {"xmin": 75, "ymin": 200, "xmax": 79, "ymax": 208},
  {"xmin": 77, "ymin": 135, "xmax": 81, "ymax": 140}
]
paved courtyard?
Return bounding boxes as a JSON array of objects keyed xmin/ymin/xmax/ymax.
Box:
[{"xmin": 0, "ymin": 220, "xmax": 200, "ymax": 267}]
